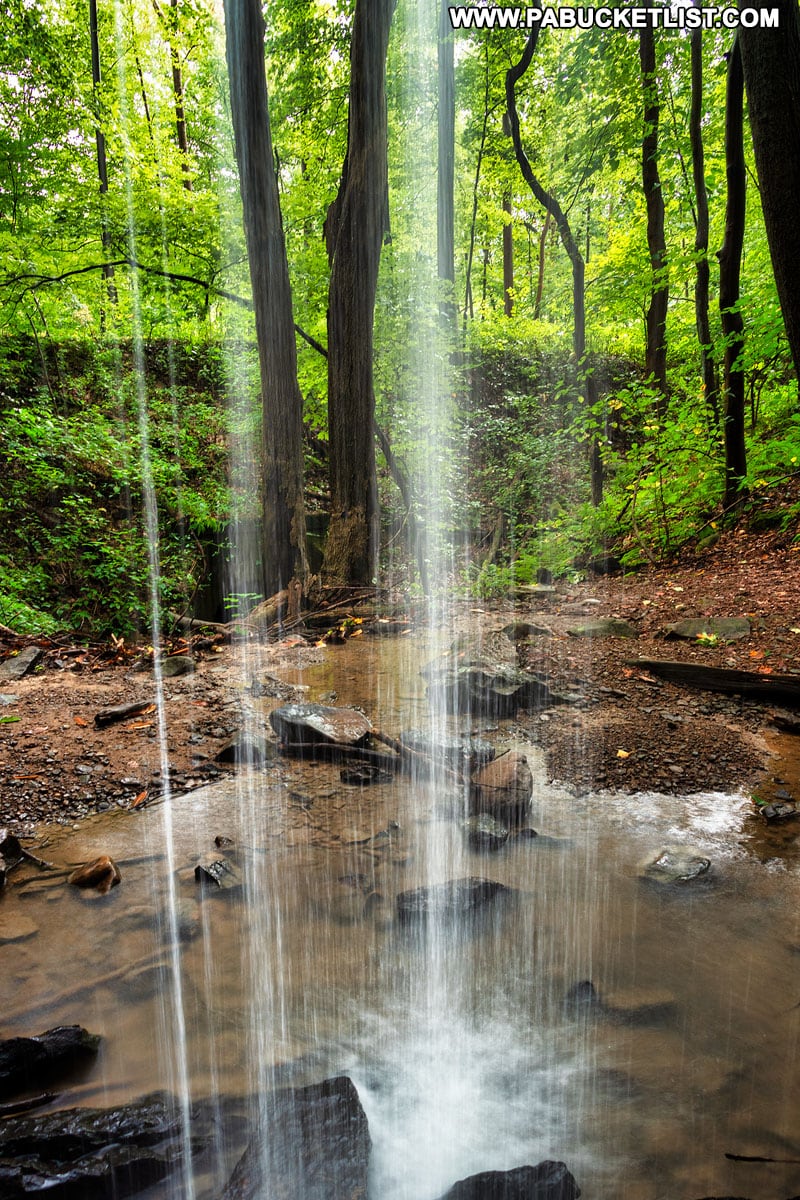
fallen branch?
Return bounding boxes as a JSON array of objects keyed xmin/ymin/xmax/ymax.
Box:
[
  {"xmin": 628, "ymin": 659, "xmax": 800, "ymax": 706},
  {"xmin": 94, "ymin": 700, "xmax": 156, "ymax": 729}
]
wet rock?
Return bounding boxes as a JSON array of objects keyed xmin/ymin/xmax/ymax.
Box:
[
  {"xmin": 0, "ymin": 1027, "xmax": 100, "ymax": 1101},
  {"xmin": 641, "ymin": 846, "xmax": 711, "ymax": 884},
  {"xmin": 161, "ymin": 655, "xmax": 195, "ymax": 678},
  {"xmin": 469, "ymin": 751, "xmax": 533, "ymax": 826},
  {"xmin": 602, "ymin": 988, "xmax": 678, "ymax": 1025},
  {"xmin": 396, "ymin": 877, "xmax": 512, "ymax": 923},
  {"xmin": 422, "ymin": 663, "xmax": 553, "ymax": 717},
  {"xmin": 663, "ymin": 616, "xmax": 751, "ymax": 641},
  {"xmin": 564, "ymin": 980, "xmax": 601, "ymax": 1012},
  {"xmin": 567, "ymin": 619, "xmax": 637, "ymax": 639},
  {"xmin": 0, "ymin": 1090, "xmax": 199, "ymax": 1198},
  {"xmin": 464, "ymin": 813, "xmax": 509, "ymax": 853},
  {"xmin": 340, "ymin": 763, "xmax": 394, "ymax": 785},
  {"xmin": 270, "ymin": 703, "xmax": 372, "ymax": 747},
  {"xmin": 194, "ymin": 853, "xmax": 242, "ymax": 891},
  {"xmin": 222, "ymin": 1076, "xmax": 370, "ymax": 1200},
  {"xmin": 0, "ymin": 647, "xmax": 43, "ymax": 682},
  {"xmin": 759, "ymin": 801, "xmax": 798, "ymax": 824},
  {"xmin": 438, "ymin": 1161, "xmax": 581, "ymax": 1200},
  {"xmin": 399, "ymin": 729, "xmax": 496, "ymax": 775},
  {"xmin": 214, "ymin": 732, "xmax": 275, "ymax": 766},
  {"xmin": 68, "ymin": 856, "xmax": 120, "ymax": 894}
]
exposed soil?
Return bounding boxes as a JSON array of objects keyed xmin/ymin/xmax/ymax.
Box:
[{"xmin": 2, "ymin": 526, "xmax": 800, "ymax": 838}]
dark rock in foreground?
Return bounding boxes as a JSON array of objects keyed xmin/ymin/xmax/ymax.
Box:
[
  {"xmin": 396, "ymin": 877, "xmax": 512, "ymax": 923},
  {"xmin": 221, "ymin": 1076, "xmax": 370, "ymax": 1200},
  {"xmin": 0, "ymin": 1091, "xmax": 198, "ymax": 1198},
  {"xmin": 439, "ymin": 1161, "xmax": 581, "ymax": 1199},
  {"xmin": 0, "ymin": 646, "xmax": 43, "ymax": 682},
  {"xmin": 0, "ymin": 1026, "xmax": 100, "ymax": 1101},
  {"xmin": 270, "ymin": 703, "xmax": 372, "ymax": 747}
]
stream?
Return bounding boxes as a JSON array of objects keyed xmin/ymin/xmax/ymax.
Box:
[{"xmin": 3, "ymin": 633, "xmax": 800, "ymax": 1199}]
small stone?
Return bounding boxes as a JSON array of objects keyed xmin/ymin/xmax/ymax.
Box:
[
  {"xmin": 0, "ymin": 693, "xmax": 19, "ymax": 706},
  {"xmin": 214, "ymin": 732, "xmax": 275, "ymax": 765},
  {"xmin": 68, "ymin": 856, "xmax": 121, "ymax": 894},
  {"xmin": 0, "ymin": 646, "xmax": 44, "ymax": 681},
  {"xmin": 194, "ymin": 853, "xmax": 242, "ymax": 890},
  {"xmin": 161, "ymin": 655, "xmax": 195, "ymax": 677},
  {"xmin": 464, "ymin": 813, "xmax": 509, "ymax": 853},
  {"xmin": 642, "ymin": 846, "xmax": 711, "ymax": 884}
]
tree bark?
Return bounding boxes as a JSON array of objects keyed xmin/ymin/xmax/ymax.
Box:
[
  {"xmin": 639, "ymin": 18, "xmax": 668, "ymax": 399},
  {"xmin": 506, "ymin": 23, "xmax": 601, "ymax": 503},
  {"xmin": 223, "ymin": 0, "xmax": 308, "ymax": 595},
  {"xmin": 89, "ymin": 0, "xmax": 117, "ymax": 309},
  {"xmin": 718, "ymin": 36, "xmax": 748, "ymax": 509},
  {"xmin": 153, "ymin": 0, "xmax": 192, "ymax": 191},
  {"xmin": 738, "ymin": 0, "xmax": 800, "ymax": 382},
  {"xmin": 533, "ymin": 210, "xmax": 551, "ymax": 320},
  {"xmin": 323, "ymin": 0, "xmax": 397, "ymax": 585},
  {"xmin": 689, "ymin": 17, "xmax": 719, "ymax": 424}
]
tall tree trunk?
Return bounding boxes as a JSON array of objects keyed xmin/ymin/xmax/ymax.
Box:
[
  {"xmin": 323, "ymin": 0, "xmax": 397, "ymax": 585},
  {"xmin": 506, "ymin": 24, "xmax": 601, "ymax": 504},
  {"xmin": 533, "ymin": 210, "xmax": 551, "ymax": 320},
  {"xmin": 718, "ymin": 36, "xmax": 748, "ymax": 510},
  {"xmin": 639, "ymin": 18, "xmax": 669, "ymax": 400},
  {"xmin": 689, "ymin": 16, "xmax": 719, "ymax": 424},
  {"xmin": 463, "ymin": 41, "xmax": 490, "ymax": 329},
  {"xmin": 153, "ymin": 0, "xmax": 192, "ymax": 191},
  {"xmin": 502, "ymin": 192, "xmax": 513, "ymax": 316},
  {"xmin": 437, "ymin": 0, "xmax": 455, "ymax": 297},
  {"xmin": 223, "ymin": 0, "xmax": 308, "ymax": 595},
  {"xmin": 89, "ymin": 0, "xmax": 117, "ymax": 310},
  {"xmin": 738, "ymin": 0, "xmax": 800, "ymax": 381}
]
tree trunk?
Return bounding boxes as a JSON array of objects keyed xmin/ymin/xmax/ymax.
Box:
[
  {"xmin": 506, "ymin": 24, "xmax": 601, "ymax": 504},
  {"xmin": 502, "ymin": 192, "xmax": 513, "ymax": 317},
  {"xmin": 639, "ymin": 18, "xmax": 668, "ymax": 400},
  {"xmin": 89, "ymin": 0, "xmax": 117, "ymax": 309},
  {"xmin": 738, "ymin": 0, "xmax": 800, "ymax": 381},
  {"xmin": 153, "ymin": 0, "xmax": 192, "ymax": 191},
  {"xmin": 718, "ymin": 36, "xmax": 748, "ymax": 509},
  {"xmin": 689, "ymin": 17, "xmax": 719, "ymax": 424},
  {"xmin": 223, "ymin": 0, "xmax": 308, "ymax": 596},
  {"xmin": 533, "ymin": 210, "xmax": 551, "ymax": 320},
  {"xmin": 463, "ymin": 41, "xmax": 490, "ymax": 329},
  {"xmin": 437, "ymin": 0, "xmax": 455, "ymax": 294},
  {"xmin": 323, "ymin": 0, "xmax": 397, "ymax": 585}
]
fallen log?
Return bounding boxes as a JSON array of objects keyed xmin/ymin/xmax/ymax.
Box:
[
  {"xmin": 628, "ymin": 659, "xmax": 800, "ymax": 705},
  {"xmin": 94, "ymin": 700, "xmax": 156, "ymax": 728}
]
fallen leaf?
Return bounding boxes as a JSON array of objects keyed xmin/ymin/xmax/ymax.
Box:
[
  {"xmin": 132, "ymin": 790, "xmax": 148, "ymax": 809},
  {"xmin": 74, "ymin": 715, "xmax": 89, "ymax": 727},
  {"xmin": 616, "ymin": 749, "xmax": 632, "ymax": 758},
  {"xmin": 749, "ymin": 650, "xmax": 764, "ymax": 660}
]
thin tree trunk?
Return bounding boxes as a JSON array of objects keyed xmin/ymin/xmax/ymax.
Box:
[
  {"xmin": 502, "ymin": 192, "xmax": 513, "ymax": 316},
  {"xmin": 506, "ymin": 22, "xmax": 601, "ymax": 503},
  {"xmin": 689, "ymin": 16, "xmax": 719, "ymax": 424},
  {"xmin": 223, "ymin": 0, "xmax": 308, "ymax": 594},
  {"xmin": 533, "ymin": 210, "xmax": 551, "ymax": 320},
  {"xmin": 323, "ymin": 0, "xmax": 397, "ymax": 585},
  {"xmin": 437, "ymin": 0, "xmax": 455, "ymax": 301},
  {"xmin": 718, "ymin": 36, "xmax": 748, "ymax": 509},
  {"xmin": 639, "ymin": 16, "xmax": 668, "ymax": 400},
  {"xmin": 153, "ymin": 0, "xmax": 192, "ymax": 191},
  {"xmin": 738, "ymin": 0, "xmax": 800, "ymax": 382},
  {"xmin": 463, "ymin": 42, "xmax": 490, "ymax": 330},
  {"xmin": 89, "ymin": 0, "xmax": 117, "ymax": 310}
]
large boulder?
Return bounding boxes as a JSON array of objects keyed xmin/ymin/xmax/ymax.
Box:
[
  {"xmin": 469, "ymin": 752, "xmax": 533, "ymax": 826},
  {"xmin": 438, "ymin": 1161, "xmax": 581, "ymax": 1199},
  {"xmin": 221, "ymin": 1076, "xmax": 370, "ymax": 1200}
]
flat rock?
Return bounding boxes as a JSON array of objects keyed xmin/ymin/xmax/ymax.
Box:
[
  {"xmin": 0, "ymin": 693, "xmax": 19, "ymax": 706},
  {"xmin": 601, "ymin": 988, "xmax": 678, "ymax": 1025},
  {"xmin": 399, "ymin": 729, "xmax": 496, "ymax": 774},
  {"xmin": 396, "ymin": 877, "xmax": 512, "ymax": 923},
  {"xmin": 0, "ymin": 916, "xmax": 38, "ymax": 944},
  {"xmin": 214, "ymin": 732, "xmax": 275, "ymax": 765},
  {"xmin": 221, "ymin": 1076, "xmax": 370, "ymax": 1200},
  {"xmin": 567, "ymin": 619, "xmax": 638, "ymax": 639},
  {"xmin": 438, "ymin": 1161, "xmax": 581, "ymax": 1199},
  {"xmin": 641, "ymin": 846, "xmax": 711, "ymax": 884},
  {"xmin": 663, "ymin": 616, "xmax": 751, "ymax": 641},
  {"xmin": 0, "ymin": 647, "xmax": 43, "ymax": 681},
  {"xmin": 270, "ymin": 704, "xmax": 372, "ymax": 747},
  {"xmin": 502, "ymin": 622, "xmax": 552, "ymax": 641},
  {"xmin": 161, "ymin": 655, "xmax": 195, "ymax": 678}
]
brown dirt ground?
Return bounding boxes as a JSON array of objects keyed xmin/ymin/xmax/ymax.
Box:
[{"xmin": 2, "ymin": 525, "xmax": 800, "ymax": 838}]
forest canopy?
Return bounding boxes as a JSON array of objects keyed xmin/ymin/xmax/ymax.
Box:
[{"xmin": 1, "ymin": 0, "xmax": 799, "ymax": 634}]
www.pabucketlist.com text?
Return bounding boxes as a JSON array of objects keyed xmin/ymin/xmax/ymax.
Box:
[{"xmin": 448, "ymin": 5, "xmax": 779, "ymax": 29}]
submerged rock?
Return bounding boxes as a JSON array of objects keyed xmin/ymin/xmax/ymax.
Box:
[
  {"xmin": 0, "ymin": 1027, "xmax": 100, "ymax": 1101},
  {"xmin": 194, "ymin": 853, "xmax": 242, "ymax": 891},
  {"xmin": 399, "ymin": 729, "xmax": 496, "ymax": 776},
  {"xmin": 221, "ymin": 1076, "xmax": 370, "ymax": 1200},
  {"xmin": 438, "ymin": 1161, "xmax": 581, "ymax": 1199},
  {"xmin": 270, "ymin": 703, "xmax": 372, "ymax": 747},
  {"xmin": 214, "ymin": 732, "xmax": 275, "ymax": 766},
  {"xmin": 641, "ymin": 846, "xmax": 711, "ymax": 885},
  {"xmin": 464, "ymin": 814, "xmax": 509, "ymax": 853},
  {"xmin": 423, "ymin": 663, "xmax": 553, "ymax": 717},
  {"xmin": 396, "ymin": 877, "xmax": 512, "ymax": 923}
]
